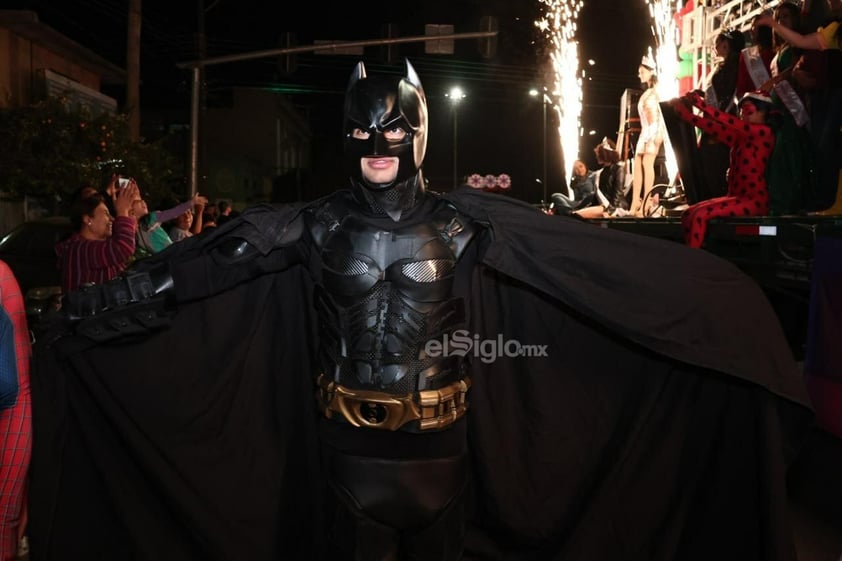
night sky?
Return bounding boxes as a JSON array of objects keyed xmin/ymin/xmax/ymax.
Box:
[{"xmin": 6, "ymin": 0, "xmax": 654, "ymax": 203}]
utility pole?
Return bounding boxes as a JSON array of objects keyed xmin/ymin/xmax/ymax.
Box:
[
  {"xmin": 542, "ymin": 94, "xmax": 548, "ymax": 205},
  {"xmin": 530, "ymin": 88, "xmax": 550, "ymax": 204},
  {"xmin": 126, "ymin": 0, "xmax": 142, "ymax": 141},
  {"xmin": 447, "ymin": 86, "xmax": 465, "ymax": 189},
  {"xmin": 452, "ymin": 105, "xmax": 458, "ymax": 189},
  {"xmin": 192, "ymin": 0, "xmax": 208, "ymax": 196}
]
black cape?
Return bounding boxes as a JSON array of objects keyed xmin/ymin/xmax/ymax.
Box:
[{"xmin": 29, "ymin": 188, "xmax": 812, "ymax": 561}]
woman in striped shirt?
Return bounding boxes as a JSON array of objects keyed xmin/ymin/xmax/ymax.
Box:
[{"xmin": 55, "ymin": 181, "xmax": 139, "ymax": 294}]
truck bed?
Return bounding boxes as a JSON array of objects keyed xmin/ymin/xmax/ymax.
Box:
[{"xmin": 585, "ymin": 214, "xmax": 842, "ymax": 359}]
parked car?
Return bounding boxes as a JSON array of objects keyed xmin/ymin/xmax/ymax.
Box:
[{"xmin": 0, "ymin": 216, "xmax": 72, "ymax": 322}]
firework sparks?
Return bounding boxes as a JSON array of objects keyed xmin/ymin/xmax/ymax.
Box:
[
  {"xmin": 536, "ymin": 0, "xmax": 584, "ymax": 187},
  {"xmin": 536, "ymin": 0, "xmax": 681, "ymax": 188},
  {"xmin": 644, "ymin": 0, "xmax": 682, "ymax": 181},
  {"xmin": 645, "ymin": 0, "xmax": 681, "ymax": 100}
]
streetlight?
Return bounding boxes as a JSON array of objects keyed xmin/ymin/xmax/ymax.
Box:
[
  {"xmin": 446, "ymin": 86, "xmax": 466, "ymax": 189},
  {"xmin": 530, "ymin": 88, "xmax": 549, "ymax": 205}
]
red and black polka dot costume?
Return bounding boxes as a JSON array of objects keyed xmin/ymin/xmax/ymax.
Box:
[{"xmin": 672, "ymin": 91, "xmax": 774, "ymax": 248}]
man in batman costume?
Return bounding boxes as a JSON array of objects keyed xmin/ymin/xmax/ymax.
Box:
[{"xmin": 29, "ymin": 60, "xmax": 813, "ymax": 561}]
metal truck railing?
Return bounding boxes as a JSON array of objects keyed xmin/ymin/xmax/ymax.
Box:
[{"xmin": 681, "ymin": 0, "xmax": 785, "ymax": 90}]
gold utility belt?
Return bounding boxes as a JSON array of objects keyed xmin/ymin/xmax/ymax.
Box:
[{"xmin": 316, "ymin": 373, "xmax": 471, "ymax": 431}]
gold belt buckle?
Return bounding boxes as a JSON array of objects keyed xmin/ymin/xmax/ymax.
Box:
[{"xmin": 317, "ymin": 374, "xmax": 470, "ymax": 431}]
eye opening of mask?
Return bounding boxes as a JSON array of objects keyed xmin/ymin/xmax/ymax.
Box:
[
  {"xmin": 382, "ymin": 127, "xmax": 407, "ymax": 141},
  {"xmin": 349, "ymin": 126, "xmax": 408, "ymax": 142}
]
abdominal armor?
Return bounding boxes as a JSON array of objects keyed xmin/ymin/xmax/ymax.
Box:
[{"xmin": 307, "ymin": 199, "xmax": 476, "ymax": 433}]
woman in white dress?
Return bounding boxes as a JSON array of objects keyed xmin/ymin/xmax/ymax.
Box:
[{"xmin": 629, "ymin": 54, "xmax": 666, "ymax": 217}]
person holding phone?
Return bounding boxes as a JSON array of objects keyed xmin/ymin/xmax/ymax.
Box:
[
  {"xmin": 131, "ymin": 191, "xmax": 209, "ymax": 257},
  {"xmin": 55, "ymin": 180, "xmax": 139, "ymax": 293}
]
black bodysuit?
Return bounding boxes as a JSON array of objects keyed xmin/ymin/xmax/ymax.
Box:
[{"xmin": 305, "ymin": 193, "xmax": 477, "ymax": 561}]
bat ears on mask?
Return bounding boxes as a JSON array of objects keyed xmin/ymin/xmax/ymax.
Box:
[{"xmin": 348, "ymin": 59, "xmax": 424, "ymax": 92}]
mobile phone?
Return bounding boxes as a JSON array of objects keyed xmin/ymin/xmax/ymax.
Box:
[{"xmin": 117, "ymin": 178, "xmax": 130, "ymax": 189}]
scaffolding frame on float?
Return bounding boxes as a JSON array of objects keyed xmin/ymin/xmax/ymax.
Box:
[{"xmin": 681, "ymin": 0, "xmax": 784, "ymax": 91}]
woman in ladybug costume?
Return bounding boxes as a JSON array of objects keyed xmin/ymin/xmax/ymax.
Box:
[{"xmin": 668, "ymin": 89, "xmax": 779, "ymax": 248}]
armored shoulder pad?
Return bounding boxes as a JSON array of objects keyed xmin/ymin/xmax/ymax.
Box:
[
  {"xmin": 210, "ymin": 212, "xmax": 305, "ymax": 265},
  {"xmin": 434, "ymin": 202, "xmax": 477, "ymax": 260},
  {"xmin": 304, "ymin": 201, "xmax": 345, "ymax": 250}
]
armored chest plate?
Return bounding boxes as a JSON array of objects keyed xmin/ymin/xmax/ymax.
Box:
[{"xmin": 307, "ymin": 199, "xmax": 475, "ymax": 396}]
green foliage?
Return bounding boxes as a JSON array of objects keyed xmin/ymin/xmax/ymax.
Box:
[{"xmin": 0, "ymin": 95, "xmax": 182, "ymax": 213}]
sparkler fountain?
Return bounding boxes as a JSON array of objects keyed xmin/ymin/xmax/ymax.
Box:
[
  {"xmin": 536, "ymin": 0, "xmax": 683, "ymax": 203},
  {"xmin": 644, "ymin": 0, "xmax": 682, "ymax": 184},
  {"xmin": 536, "ymin": 0, "xmax": 584, "ymax": 192}
]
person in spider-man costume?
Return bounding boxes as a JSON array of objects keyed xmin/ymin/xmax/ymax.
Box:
[{"xmin": 669, "ymin": 89, "xmax": 778, "ymax": 248}]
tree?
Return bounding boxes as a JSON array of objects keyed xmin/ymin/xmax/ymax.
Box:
[{"xmin": 0, "ymin": 96, "xmax": 181, "ymax": 215}]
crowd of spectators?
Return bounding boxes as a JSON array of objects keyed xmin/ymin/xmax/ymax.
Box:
[
  {"xmin": 0, "ymin": 173, "xmax": 239, "ymax": 557},
  {"xmin": 54, "ymin": 173, "xmax": 237, "ymax": 294}
]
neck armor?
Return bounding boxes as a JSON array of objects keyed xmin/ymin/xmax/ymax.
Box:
[{"xmin": 344, "ymin": 60, "xmax": 428, "ymax": 221}]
